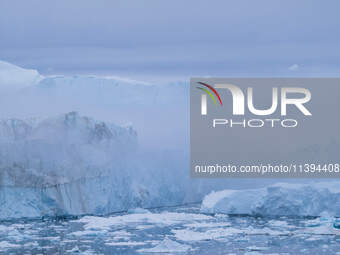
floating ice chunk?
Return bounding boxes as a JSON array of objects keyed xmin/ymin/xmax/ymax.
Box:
[
  {"xmin": 297, "ymin": 212, "xmax": 340, "ymax": 235},
  {"xmin": 172, "ymin": 226, "xmax": 286, "ymax": 242},
  {"xmin": 201, "ymin": 189, "xmax": 265, "ymax": 215},
  {"xmin": 172, "ymin": 228, "xmax": 239, "ymax": 242},
  {"xmin": 302, "ymin": 221, "xmax": 340, "ymax": 235},
  {"xmin": 23, "ymin": 241, "xmax": 39, "ymax": 247},
  {"xmin": 138, "ymin": 237, "xmax": 192, "ymax": 253},
  {"xmin": 333, "ymin": 218, "xmax": 340, "ymax": 229},
  {"xmin": 184, "ymin": 222, "xmax": 231, "ymax": 229},
  {"xmin": 268, "ymin": 220, "xmax": 291, "ymax": 228},
  {"xmin": 76, "ymin": 212, "xmax": 212, "ymax": 231},
  {"xmin": 243, "ymin": 252, "xmax": 263, "ymax": 255},
  {"xmin": 305, "ymin": 235, "xmax": 323, "ymax": 241},
  {"xmin": 67, "ymin": 245, "xmax": 80, "ymax": 252},
  {"xmin": 68, "ymin": 230, "xmax": 108, "ymax": 237},
  {"xmin": 80, "ymin": 250, "xmax": 101, "ymax": 255},
  {"xmin": 106, "ymin": 241, "xmax": 145, "ymax": 246},
  {"xmin": 0, "ymin": 241, "xmax": 20, "ymax": 249},
  {"xmin": 0, "ymin": 225, "xmax": 10, "ymax": 232},
  {"xmin": 135, "ymin": 225, "xmax": 154, "ymax": 230},
  {"xmin": 127, "ymin": 208, "xmax": 150, "ymax": 214},
  {"xmin": 201, "ymin": 182, "xmax": 340, "ymax": 216},
  {"xmin": 39, "ymin": 236, "xmax": 60, "ymax": 241},
  {"xmin": 247, "ymin": 246, "xmax": 268, "ymax": 251},
  {"xmin": 110, "ymin": 230, "xmax": 133, "ymax": 240}
]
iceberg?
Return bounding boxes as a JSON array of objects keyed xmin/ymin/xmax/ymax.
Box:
[
  {"xmin": 0, "ymin": 112, "xmax": 198, "ymax": 219},
  {"xmin": 0, "ymin": 60, "xmax": 43, "ymax": 89},
  {"xmin": 0, "ymin": 60, "xmax": 205, "ymax": 220},
  {"xmin": 0, "ymin": 112, "xmax": 140, "ymax": 219},
  {"xmin": 201, "ymin": 182, "xmax": 340, "ymax": 216},
  {"xmin": 0, "ymin": 60, "xmax": 189, "ymax": 152}
]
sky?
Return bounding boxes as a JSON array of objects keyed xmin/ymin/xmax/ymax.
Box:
[{"xmin": 0, "ymin": 0, "xmax": 340, "ymax": 81}]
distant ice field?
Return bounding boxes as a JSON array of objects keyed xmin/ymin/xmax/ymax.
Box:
[{"xmin": 0, "ymin": 204, "xmax": 340, "ymax": 254}]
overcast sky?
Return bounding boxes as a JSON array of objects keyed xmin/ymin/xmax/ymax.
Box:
[{"xmin": 0, "ymin": 0, "xmax": 339, "ymax": 80}]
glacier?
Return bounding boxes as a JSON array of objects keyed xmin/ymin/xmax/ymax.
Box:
[
  {"xmin": 0, "ymin": 60, "xmax": 339, "ymax": 219},
  {"xmin": 201, "ymin": 182, "xmax": 340, "ymax": 217}
]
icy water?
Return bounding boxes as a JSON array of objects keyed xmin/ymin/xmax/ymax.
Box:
[{"xmin": 1, "ymin": 204, "xmax": 340, "ymax": 255}]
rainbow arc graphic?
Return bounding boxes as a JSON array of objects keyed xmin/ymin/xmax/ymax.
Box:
[{"xmin": 196, "ymin": 82, "xmax": 223, "ymax": 106}]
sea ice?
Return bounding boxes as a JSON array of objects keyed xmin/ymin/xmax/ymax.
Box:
[
  {"xmin": 138, "ymin": 237, "xmax": 192, "ymax": 253},
  {"xmin": 75, "ymin": 212, "xmax": 212, "ymax": 231}
]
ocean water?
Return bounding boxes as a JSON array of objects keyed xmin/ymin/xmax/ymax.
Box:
[{"xmin": 0, "ymin": 204, "xmax": 339, "ymax": 255}]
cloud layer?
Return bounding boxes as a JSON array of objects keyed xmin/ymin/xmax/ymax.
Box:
[{"xmin": 1, "ymin": 0, "xmax": 339, "ymax": 79}]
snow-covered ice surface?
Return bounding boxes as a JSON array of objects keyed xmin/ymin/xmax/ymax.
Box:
[
  {"xmin": 0, "ymin": 60, "xmax": 43, "ymax": 89},
  {"xmin": 0, "ymin": 204, "xmax": 340, "ymax": 254},
  {"xmin": 201, "ymin": 182, "xmax": 340, "ymax": 217}
]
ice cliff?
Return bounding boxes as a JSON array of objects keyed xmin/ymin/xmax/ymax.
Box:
[
  {"xmin": 0, "ymin": 111, "xmax": 196, "ymax": 219},
  {"xmin": 201, "ymin": 182, "xmax": 340, "ymax": 217},
  {"xmin": 0, "ymin": 112, "xmax": 144, "ymax": 218}
]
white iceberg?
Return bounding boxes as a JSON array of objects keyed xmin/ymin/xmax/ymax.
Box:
[
  {"xmin": 0, "ymin": 60, "xmax": 43, "ymax": 89},
  {"xmin": 201, "ymin": 182, "xmax": 340, "ymax": 217},
  {"xmin": 0, "ymin": 60, "xmax": 189, "ymax": 153},
  {"xmin": 0, "ymin": 112, "xmax": 201, "ymax": 219},
  {"xmin": 0, "ymin": 112, "xmax": 140, "ymax": 219}
]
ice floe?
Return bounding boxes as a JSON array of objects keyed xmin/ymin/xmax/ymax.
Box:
[
  {"xmin": 75, "ymin": 212, "xmax": 212, "ymax": 230},
  {"xmin": 138, "ymin": 237, "xmax": 192, "ymax": 253}
]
